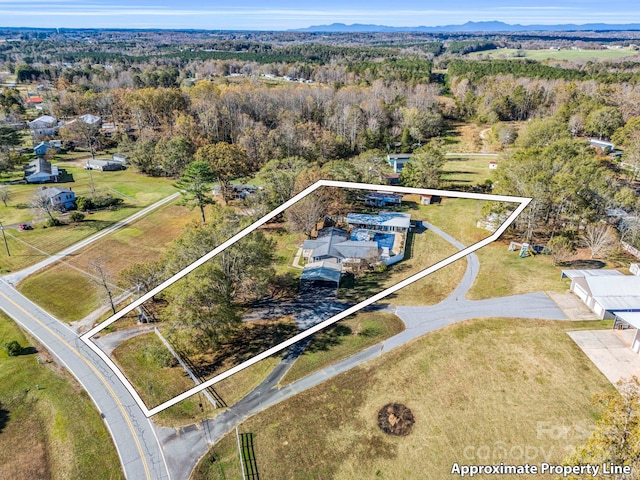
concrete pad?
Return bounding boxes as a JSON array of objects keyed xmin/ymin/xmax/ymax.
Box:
[
  {"xmin": 547, "ymin": 291, "xmax": 598, "ymax": 320},
  {"xmin": 568, "ymin": 330, "xmax": 640, "ymax": 386}
]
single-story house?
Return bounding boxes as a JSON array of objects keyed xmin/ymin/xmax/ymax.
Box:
[
  {"xmin": 346, "ymin": 212, "xmax": 411, "ymax": 233},
  {"xmin": 24, "ymin": 158, "xmax": 59, "ymax": 183},
  {"xmin": 39, "ymin": 186, "xmax": 76, "ymax": 210},
  {"xmin": 364, "ymin": 192, "xmax": 403, "ymax": 208},
  {"xmin": 85, "ymin": 158, "xmax": 125, "ymax": 171},
  {"xmin": 33, "ymin": 141, "xmax": 61, "ymax": 156},
  {"xmin": 28, "ymin": 115, "xmax": 58, "ymax": 136},
  {"xmin": 111, "ymin": 153, "xmax": 128, "ymax": 165},
  {"xmin": 24, "ymin": 96, "xmax": 43, "ymax": 107},
  {"xmin": 303, "ymin": 227, "xmax": 379, "ymax": 264},
  {"xmin": 563, "ymin": 269, "xmax": 640, "ymax": 319},
  {"xmin": 387, "ymin": 154, "xmax": 412, "ymax": 174},
  {"xmin": 589, "ymin": 139, "xmax": 615, "ymax": 153}
]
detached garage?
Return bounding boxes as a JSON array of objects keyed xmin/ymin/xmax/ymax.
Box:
[{"xmin": 563, "ymin": 270, "xmax": 640, "ymax": 319}]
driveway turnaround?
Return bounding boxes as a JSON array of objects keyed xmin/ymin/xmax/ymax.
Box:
[{"xmin": 0, "ymin": 279, "xmax": 170, "ymax": 480}]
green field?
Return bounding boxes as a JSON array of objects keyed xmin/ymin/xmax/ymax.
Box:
[
  {"xmin": 442, "ymin": 155, "xmax": 497, "ymax": 186},
  {"xmin": 468, "ymin": 47, "xmax": 639, "ymax": 61},
  {"xmin": 16, "ymin": 200, "xmax": 201, "ymax": 323},
  {"xmin": 193, "ymin": 317, "xmax": 613, "ymax": 480},
  {"xmin": 0, "ymin": 312, "xmax": 123, "ymax": 480}
]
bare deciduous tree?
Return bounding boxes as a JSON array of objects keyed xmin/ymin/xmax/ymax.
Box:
[
  {"xmin": 0, "ymin": 185, "xmax": 11, "ymax": 207},
  {"xmin": 580, "ymin": 223, "xmax": 618, "ymax": 259},
  {"xmin": 89, "ymin": 258, "xmax": 117, "ymax": 315}
]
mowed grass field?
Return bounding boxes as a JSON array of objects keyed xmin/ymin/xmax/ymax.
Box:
[
  {"xmin": 193, "ymin": 317, "xmax": 613, "ymax": 480},
  {"xmin": 467, "ymin": 47, "xmax": 639, "ymax": 61},
  {"xmin": 442, "ymin": 155, "xmax": 497, "ymax": 185},
  {"xmin": 17, "ymin": 200, "xmax": 201, "ymax": 323},
  {"xmin": 0, "ymin": 312, "xmax": 124, "ymax": 480}
]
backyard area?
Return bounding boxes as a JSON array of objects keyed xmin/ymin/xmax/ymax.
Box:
[{"xmin": 193, "ymin": 317, "xmax": 614, "ymax": 480}]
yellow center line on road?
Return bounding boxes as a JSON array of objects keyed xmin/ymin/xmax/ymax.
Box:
[{"xmin": 0, "ymin": 289, "xmax": 153, "ymax": 480}]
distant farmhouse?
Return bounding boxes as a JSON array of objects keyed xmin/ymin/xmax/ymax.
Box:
[
  {"xmin": 39, "ymin": 186, "xmax": 76, "ymax": 210},
  {"xmin": 301, "ymin": 211, "xmax": 411, "ymax": 287},
  {"xmin": 33, "ymin": 140, "xmax": 61, "ymax": 156},
  {"xmin": 24, "ymin": 158, "xmax": 59, "ymax": 183},
  {"xmin": 212, "ymin": 184, "xmax": 259, "ymax": 199},
  {"xmin": 28, "ymin": 115, "xmax": 58, "ymax": 136}
]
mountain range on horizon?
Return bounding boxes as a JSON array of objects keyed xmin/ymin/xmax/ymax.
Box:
[{"xmin": 289, "ymin": 21, "xmax": 640, "ymax": 33}]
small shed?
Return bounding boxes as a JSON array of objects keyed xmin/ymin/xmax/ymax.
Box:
[
  {"xmin": 420, "ymin": 194, "xmax": 441, "ymax": 205},
  {"xmin": 489, "ymin": 161, "xmax": 498, "ymax": 169}
]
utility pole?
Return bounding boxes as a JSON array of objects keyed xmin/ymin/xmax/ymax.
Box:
[{"xmin": 0, "ymin": 221, "xmax": 10, "ymax": 256}]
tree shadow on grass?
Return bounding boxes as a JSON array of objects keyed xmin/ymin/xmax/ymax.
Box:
[
  {"xmin": 304, "ymin": 324, "xmax": 352, "ymax": 354},
  {"xmin": 563, "ymin": 259, "xmax": 606, "ymax": 269},
  {"xmin": 194, "ymin": 320, "xmax": 300, "ymax": 378},
  {"xmin": 0, "ymin": 404, "xmax": 8, "ymax": 434}
]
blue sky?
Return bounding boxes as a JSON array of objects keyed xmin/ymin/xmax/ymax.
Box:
[{"xmin": 2, "ymin": 0, "xmax": 640, "ymax": 30}]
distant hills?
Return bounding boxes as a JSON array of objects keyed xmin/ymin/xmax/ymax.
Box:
[{"xmin": 289, "ymin": 21, "xmax": 640, "ymax": 33}]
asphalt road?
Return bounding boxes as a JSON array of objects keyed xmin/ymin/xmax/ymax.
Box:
[{"xmin": 0, "ymin": 274, "xmax": 170, "ymax": 480}]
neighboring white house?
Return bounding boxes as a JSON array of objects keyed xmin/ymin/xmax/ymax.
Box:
[
  {"xmin": 24, "ymin": 158, "xmax": 59, "ymax": 183},
  {"xmin": 28, "ymin": 115, "xmax": 58, "ymax": 136},
  {"xmin": 39, "ymin": 186, "xmax": 76, "ymax": 210},
  {"xmin": 85, "ymin": 158, "xmax": 125, "ymax": 171},
  {"xmin": 563, "ymin": 269, "xmax": 640, "ymax": 319}
]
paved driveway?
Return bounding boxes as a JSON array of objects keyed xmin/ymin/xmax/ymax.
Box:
[{"xmin": 568, "ymin": 330, "xmax": 640, "ymax": 386}]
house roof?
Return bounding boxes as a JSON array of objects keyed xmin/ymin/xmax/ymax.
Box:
[
  {"xmin": 79, "ymin": 114, "xmax": 101, "ymax": 125},
  {"xmin": 616, "ymin": 312, "xmax": 640, "ymax": 329},
  {"xmin": 562, "ymin": 269, "xmax": 624, "ymax": 280},
  {"xmin": 302, "ymin": 227, "xmax": 348, "ymax": 259},
  {"xmin": 40, "ymin": 187, "xmax": 73, "ymax": 198},
  {"xmin": 300, "ymin": 260, "xmax": 342, "ymax": 284},
  {"xmin": 333, "ymin": 240, "xmax": 379, "ymax": 260},
  {"xmin": 26, "ymin": 157, "xmax": 53, "ymax": 175},
  {"xmin": 28, "ymin": 115, "xmax": 56, "ymax": 127},
  {"xmin": 25, "ymin": 96, "xmax": 43, "ymax": 103},
  {"xmin": 387, "ymin": 154, "xmax": 412, "ymax": 160},
  {"xmin": 346, "ymin": 212, "xmax": 411, "ymax": 229},
  {"xmin": 583, "ymin": 275, "xmax": 640, "ymax": 312}
]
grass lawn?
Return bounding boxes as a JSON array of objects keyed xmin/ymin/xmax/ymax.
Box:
[
  {"xmin": 17, "ymin": 264, "xmax": 104, "ymax": 321},
  {"xmin": 193, "ymin": 317, "xmax": 613, "ymax": 480},
  {"xmin": 442, "ymin": 155, "xmax": 497, "ymax": 186},
  {"xmin": 16, "ymin": 200, "xmax": 201, "ymax": 322},
  {"xmin": 339, "ymin": 228, "xmax": 466, "ymax": 306},
  {"xmin": 467, "ymin": 47, "xmax": 639, "ymax": 61},
  {"xmin": 111, "ymin": 330, "xmax": 281, "ymax": 426},
  {"xmin": 0, "ymin": 160, "xmax": 176, "ymax": 226},
  {"xmin": 280, "ymin": 312, "xmax": 405, "ymax": 385},
  {"xmin": 0, "ymin": 312, "xmax": 124, "ymax": 480},
  {"xmin": 468, "ymin": 242, "xmax": 567, "ymax": 300},
  {"xmin": 112, "ymin": 332, "xmax": 217, "ymax": 426}
]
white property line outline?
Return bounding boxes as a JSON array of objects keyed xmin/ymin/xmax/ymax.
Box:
[{"xmin": 80, "ymin": 180, "xmax": 531, "ymax": 417}]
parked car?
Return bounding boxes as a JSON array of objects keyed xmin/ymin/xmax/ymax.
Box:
[{"xmin": 18, "ymin": 223, "xmax": 33, "ymax": 231}]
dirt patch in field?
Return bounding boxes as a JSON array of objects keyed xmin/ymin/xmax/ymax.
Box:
[{"xmin": 377, "ymin": 403, "xmax": 415, "ymax": 436}]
